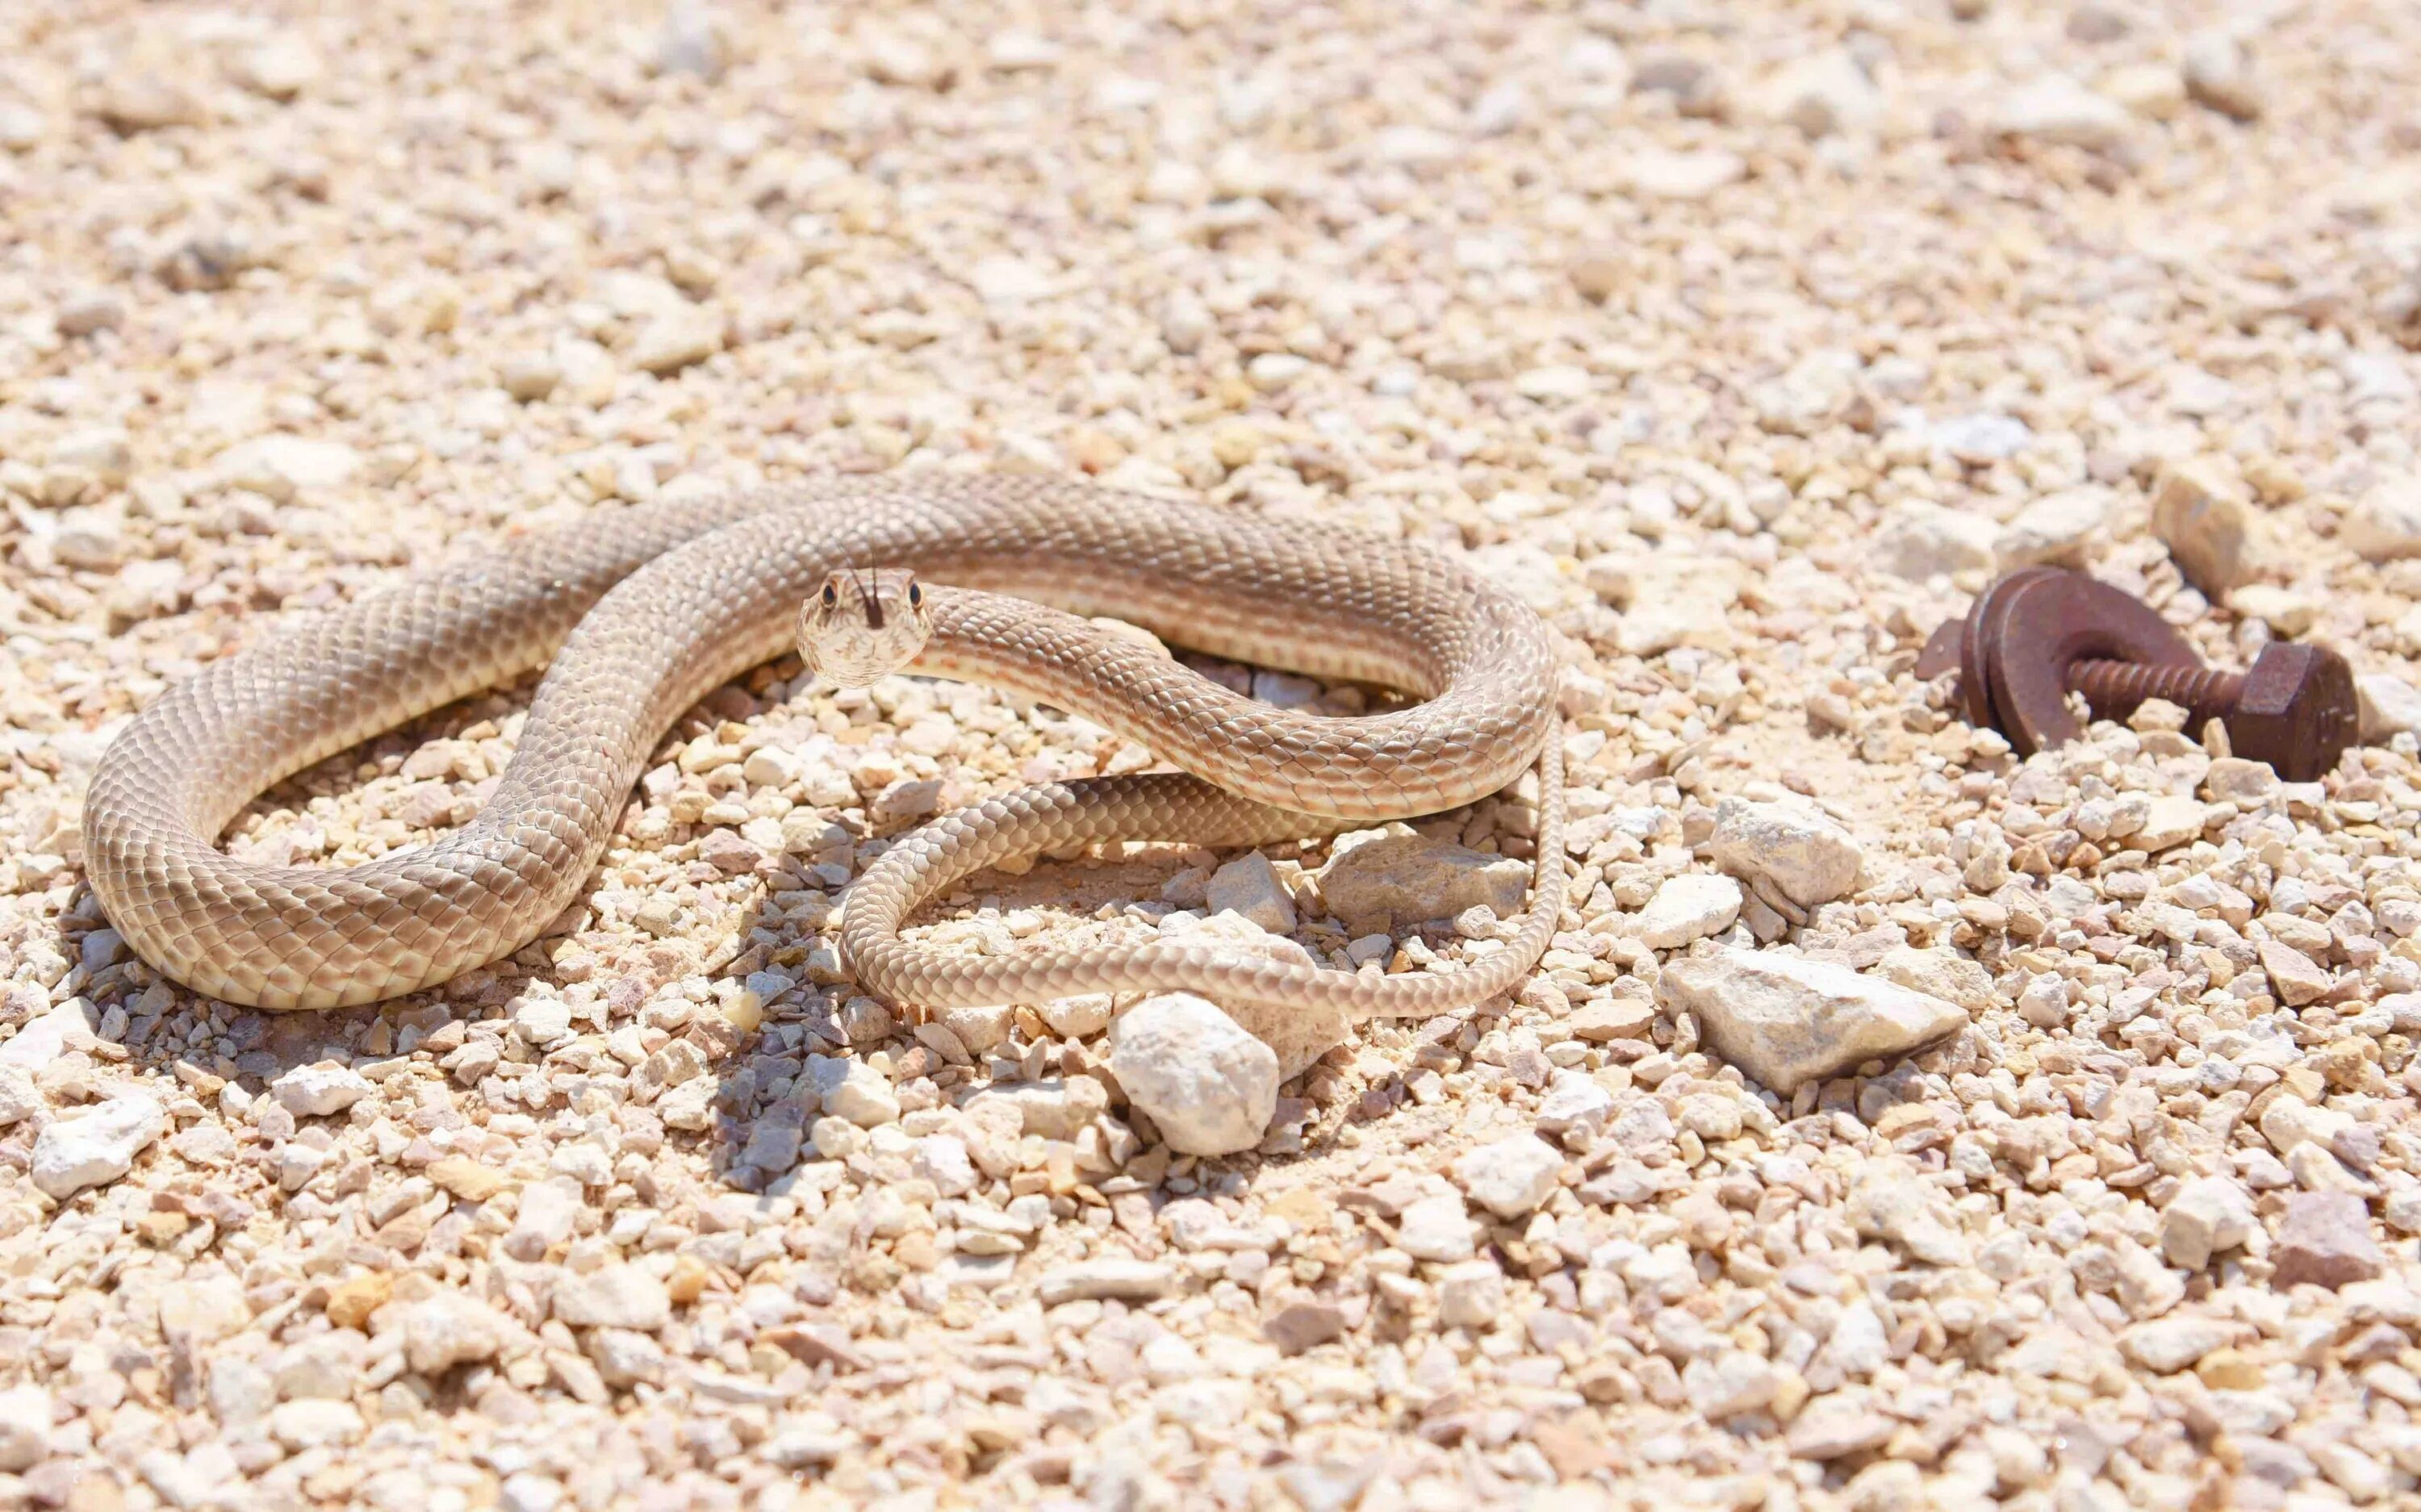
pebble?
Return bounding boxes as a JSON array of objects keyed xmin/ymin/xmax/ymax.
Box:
[
  {"xmin": 629, "ymin": 310, "xmax": 725, "ymax": 375},
  {"xmin": 1568, "ymin": 998, "xmax": 1656, "ymax": 1042},
  {"xmin": 1535, "ymin": 1069, "xmax": 1618, "ymax": 1138},
  {"xmin": 552, "ymin": 1266, "xmax": 672, "ymax": 1331},
  {"xmin": 2118, "ymin": 1317, "xmax": 2237, "ymax": 1374},
  {"xmin": 1846, "ymin": 1172, "xmax": 1970, "ymax": 1267},
  {"xmin": 1874, "ymin": 503, "xmax": 1998, "ymax": 579},
  {"xmin": 1989, "ymin": 74, "xmax": 2132, "ymax": 148},
  {"xmin": 1709, "ymin": 798, "xmax": 1864, "ymax": 910},
  {"xmin": 1658, "ymin": 949, "xmax": 1967, "ymax": 1095},
  {"xmin": 1994, "ymin": 487, "xmax": 2109, "ymax": 569},
  {"xmin": 2160, "ymin": 1176, "xmax": 2258, "ymax": 1270},
  {"xmin": 1263, "ymin": 1301, "xmax": 1348, "ymax": 1355},
  {"xmin": 396, "ymin": 1295, "xmax": 508, "ymax": 1374},
  {"xmin": 0, "ymin": 1385, "xmax": 48, "ymax": 1472},
  {"xmin": 1758, "ymin": 49, "xmax": 1883, "ymax": 139},
  {"xmin": 219, "ymin": 435, "xmax": 362, "ymax": 499},
  {"xmin": 1106, "ymin": 994, "xmax": 1280, "ymax": 1156},
  {"xmin": 2358, "ymin": 674, "xmax": 2421, "ymax": 741},
  {"xmin": 1624, "ymin": 148, "xmax": 1746, "ymax": 201},
  {"xmin": 1452, "ymin": 1136, "xmax": 1564, "ymax": 1218},
  {"xmin": 31, "ymin": 1092, "xmax": 165, "ymax": 1198},
  {"xmin": 1317, "ymin": 834, "xmax": 1528, "ymax": 935},
  {"xmin": 2182, "ymin": 29, "xmax": 2263, "ymax": 119},
  {"xmin": 1206, "ymin": 853, "xmax": 1296, "ymax": 934},
  {"xmin": 809, "ymin": 1055, "xmax": 901, "ymax": 1127},
  {"xmin": 2272, "ymin": 1192, "xmax": 2385, "ymax": 1289},
  {"xmin": 2150, "ymin": 458, "xmax": 2255, "ymax": 595},
  {"xmin": 1035, "ymin": 1259, "xmax": 1175, "ymax": 1305},
  {"xmin": 0, "ymin": 997, "xmax": 96, "ymax": 1069},
  {"xmin": 2342, "ymin": 478, "xmax": 2421, "ymax": 562},
  {"xmin": 1397, "ymin": 1194, "xmax": 1481, "ymax": 1263},
  {"xmin": 1039, "ymin": 993, "xmax": 1114, "ymax": 1038},
  {"xmin": 270, "ymin": 1061, "xmax": 375, "ymax": 1117},
  {"xmin": 1630, "ymin": 873, "xmax": 1742, "ymax": 950}
]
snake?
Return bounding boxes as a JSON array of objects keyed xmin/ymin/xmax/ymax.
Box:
[{"xmin": 82, "ymin": 479, "xmax": 1565, "ymax": 1015}]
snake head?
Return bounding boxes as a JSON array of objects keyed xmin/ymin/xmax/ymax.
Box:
[{"xmin": 797, "ymin": 567, "xmax": 933, "ymax": 689}]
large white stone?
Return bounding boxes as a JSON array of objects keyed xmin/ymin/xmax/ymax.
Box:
[
  {"xmin": 1452, "ymin": 1137, "xmax": 1565, "ymax": 1219},
  {"xmin": 1709, "ymin": 798, "xmax": 1864, "ymax": 909},
  {"xmin": 31, "ymin": 1093, "xmax": 165, "ymax": 1198},
  {"xmin": 1657, "ymin": 949, "xmax": 1966, "ymax": 1094},
  {"xmin": 1108, "ymin": 994, "xmax": 1279, "ymax": 1156},
  {"xmin": 1206, "ymin": 853, "xmax": 1296, "ymax": 934},
  {"xmin": 1631, "ymin": 873, "xmax": 1742, "ymax": 950},
  {"xmin": 270, "ymin": 1061, "xmax": 375, "ymax": 1117},
  {"xmin": 1318, "ymin": 833, "xmax": 1528, "ymax": 935}
]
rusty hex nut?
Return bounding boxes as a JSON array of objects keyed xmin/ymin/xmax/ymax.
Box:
[{"xmin": 2228, "ymin": 641, "xmax": 2357, "ymax": 783}]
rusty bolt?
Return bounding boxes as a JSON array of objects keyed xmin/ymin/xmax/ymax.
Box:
[{"xmin": 1916, "ymin": 570, "xmax": 2358, "ymax": 782}]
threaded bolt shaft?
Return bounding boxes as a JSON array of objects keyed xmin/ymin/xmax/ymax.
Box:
[{"xmin": 2065, "ymin": 658, "xmax": 2244, "ymax": 724}]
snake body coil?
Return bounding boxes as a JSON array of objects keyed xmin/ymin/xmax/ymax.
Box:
[{"xmin": 83, "ymin": 480, "xmax": 1561, "ymax": 1012}]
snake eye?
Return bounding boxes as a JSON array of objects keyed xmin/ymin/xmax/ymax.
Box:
[
  {"xmin": 820, "ymin": 582, "xmax": 839, "ymax": 610},
  {"xmin": 906, "ymin": 582, "xmax": 923, "ymax": 609}
]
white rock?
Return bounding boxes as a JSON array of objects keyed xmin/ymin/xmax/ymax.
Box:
[
  {"xmin": 552, "ymin": 1266, "xmax": 671, "ymax": 1331},
  {"xmin": 268, "ymin": 1397, "xmax": 363, "ymax": 1450},
  {"xmin": 1396, "ymin": 1194, "xmax": 1479, "ymax": 1263},
  {"xmin": 629, "ymin": 309, "xmax": 725, "ymax": 375},
  {"xmin": 2151, "ymin": 459, "xmax": 2255, "ymax": 595},
  {"xmin": 2360, "ymin": 675, "xmax": 2421, "ymax": 742},
  {"xmin": 1632, "ymin": 873, "xmax": 1743, "ymax": 950},
  {"xmin": 1206, "ymin": 853, "xmax": 1296, "ymax": 934},
  {"xmin": 217, "ymin": 434, "xmax": 361, "ymax": 499},
  {"xmin": 914, "ymin": 1134, "xmax": 978, "ymax": 1197},
  {"xmin": 1318, "ymin": 833, "xmax": 1528, "ymax": 934},
  {"xmin": 1847, "ymin": 1173, "xmax": 1969, "ymax": 1266},
  {"xmin": 935, "ymin": 1002, "xmax": 1014, "ymax": 1056},
  {"xmin": 2342, "ymin": 479, "xmax": 2421, "ymax": 562},
  {"xmin": 1436, "ymin": 1259, "xmax": 1507, "ymax": 1328},
  {"xmin": 1657, "ymin": 950, "xmax": 1966, "ymax": 1095},
  {"xmin": 1040, "ymin": 993, "xmax": 1114, "ymax": 1038},
  {"xmin": 48, "ymin": 427, "xmax": 132, "ymax": 482},
  {"xmin": 1684, "ymin": 1351, "xmax": 1783, "ymax": 1419},
  {"xmin": 2182, "ymin": 28, "xmax": 2261, "ymax": 119},
  {"xmin": 230, "ymin": 36, "xmax": 323, "ymax": 99},
  {"xmin": 0, "ymin": 1386, "xmax": 51, "ymax": 1472},
  {"xmin": 500, "ymin": 1473, "xmax": 567, "ymax": 1512},
  {"xmin": 1624, "ymin": 148, "xmax": 1745, "ymax": 200},
  {"xmin": 1535, "ymin": 1069, "xmax": 1617, "ymax": 1138},
  {"xmin": 1996, "ymin": 487, "xmax": 2110, "ymax": 568},
  {"xmin": 1875, "ymin": 503, "xmax": 1999, "ymax": 580},
  {"xmin": 0, "ymin": 996, "xmax": 97, "ymax": 1069},
  {"xmin": 1107, "ymin": 994, "xmax": 1279, "ymax": 1156},
  {"xmin": 808, "ymin": 1055, "xmax": 901, "ymax": 1127},
  {"xmin": 2118, "ymin": 1316, "xmax": 2237, "ymax": 1373},
  {"xmin": 1035, "ymin": 1259, "xmax": 1177, "ymax": 1305},
  {"xmin": 0, "ymin": 1064, "xmax": 39, "ymax": 1126},
  {"xmin": 270, "ymin": 1061, "xmax": 374, "ymax": 1117},
  {"xmin": 2160, "ymin": 1176, "xmax": 2258, "ymax": 1270},
  {"xmin": 1759, "ymin": 48, "xmax": 1883, "ymax": 137},
  {"xmin": 31, "ymin": 1093, "xmax": 165, "ymax": 1198},
  {"xmin": 510, "ymin": 994, "xmax": 575, "ymax": 1047},
  {"xmin": 1452, "ymin": 1136, "xmax": 1565, "ymax": 1218},
  {"xmin": 1815, "ymin": 1300, "xmax": 1888, "ymax": 1380},
  {"xmin": 1991, "ymin": 74, "xmax": 2131, "ymax": 148},
  {"xmin": 138, "ymin": 1447, "xmax": 232, "ymax": 1510},
  {"xmin": 763, "ymin": 1414, "xmax": 857, "ymax": 1469},
  {"xmin": 394, "ymin": 1294, "xmax": 507, "ymax": 1374},
  {"xmin": 1710, "ymin": 798, "xmax": 1863, "ymax": 909},
  {"xmin": 504, "ymin": 1177, "xmax": 584, "ymax": 1261}
]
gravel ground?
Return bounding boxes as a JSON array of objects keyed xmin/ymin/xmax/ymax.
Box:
[{"xmin": 6, "ymin": 1, "xmax": 2421, "ymax": 1509}]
